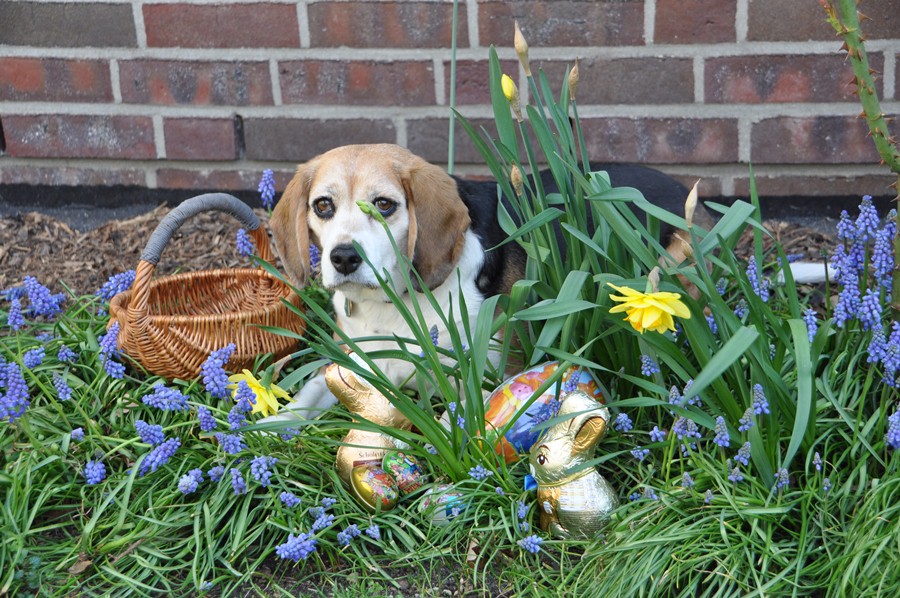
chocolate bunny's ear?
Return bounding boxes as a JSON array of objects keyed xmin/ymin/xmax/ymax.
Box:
[{"xmin": 572, "ymin": 416, "xmax": 608, "ymax": 456}]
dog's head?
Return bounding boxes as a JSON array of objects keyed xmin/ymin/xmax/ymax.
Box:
[{"xmin": 270, "ymin": 144, "xmax": 471, "ymax": 298}]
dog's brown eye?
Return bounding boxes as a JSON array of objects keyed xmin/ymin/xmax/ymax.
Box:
[
  {"xmin": 537, "ymin": 454, "xmax": 547, "ymax": 466},
  {"xmin": 312, "ymin": 197, "xmax": 334, "ymax": 218},
  {"xmin": 373, "ymin": 197, "xmax": 396, "ymax": 217}
]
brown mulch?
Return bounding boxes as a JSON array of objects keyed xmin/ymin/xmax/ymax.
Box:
[
  {"xmin": 0, "ymin": 205, "xmax": 274, "ymax": 295},
  {"xmin": 0, "ymin": 207, "xmax": 836, "ymax": 297}
]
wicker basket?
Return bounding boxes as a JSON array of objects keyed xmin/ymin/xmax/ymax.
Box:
[{"xmin": 108, "ymin": 193, "xmax": 304, "ymax": 380}]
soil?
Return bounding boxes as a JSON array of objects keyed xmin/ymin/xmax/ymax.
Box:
[
  {"xmin": 0, "ymin": 205, "xmax": 837, "ymax": 297},
  {"xmin": 0, "ymin": 205, "xmax": 274, "ymax": 295}
]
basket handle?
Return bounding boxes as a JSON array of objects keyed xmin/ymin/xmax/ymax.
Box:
[
  {"xmin": 140, "ymin": 193, "xmax": 274, "ymax": 264},
  {"xmin": 128, "ymin": 193, "xmax": 277, "ymax": 324}
]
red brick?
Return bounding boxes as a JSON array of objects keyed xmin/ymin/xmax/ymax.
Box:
[
  {"xmin": 655, "ymin": 0, "xmax": 735, "ymax": 44},
  {"xmin": 0, "ymin": 2, "xmax": 137, "ymax": 47},
  {"xmin": 3, "ymin": 115, "xmax": 155, "ymax": 159},
  {"xmin": 0, "ymin": 166, "xmax": 146, "ymax": 187},
  {"xmin": 579, "ymin": 118, "xmax": 739, "ymax": 164},
  {"xmin": 119, "ymin": 60, "xmax": 273, "ymax": 106},
  {"xmin": 678, "ymin": 176, "xmax": 721, "ymax": 199},
  {"xmin": 479, "ymin": 1, "xmax": 644, "ymax": 47},
  {"xmin": 0, "ymin": 57, "xmax": 112, "ymax": 103},
  {"xmin": 156, "ymin": 168, "xmax": 270, "ymax": 191},
  {"xmin": 279, "ymin": 60, "xmax": 434, "ymax": 106},
  {"xmin": 308, "ymin": 2, "xmax": 467, "ymax": 48},
  {"xmin": 706, "ymin": 54, "xmax": 884, "ymax": 103},
  {"xmin": 243, "ymin": 118, "xmax": 397, "ymax": 161},
  {"xmin": 443, "ymin": 60, "xmax": 519, "ymax": 105},
  {"xmin": 748, "ymin": 0, "xmax": 899, "ymax": 42},
  {"xmin": 734, "ymin": 173, "xmax": 898, "ymax": 198},
  {"xmin": 164, "ymin": 118, "xmax": 239, "ymax": 161},
  {"xmin": 537, "ymin": 58, "xmax": 694, "ymax": 104},
  {"xmin": 751, "ymin": 116, "xmax": 883, "ymax": 164},
  {"xmin": 143, "ymin": 3, "xmax": 299, "ymax": 48},
  {"xmin": 407, "ymin": 117, "xmax": 495, "ymax": 164}
]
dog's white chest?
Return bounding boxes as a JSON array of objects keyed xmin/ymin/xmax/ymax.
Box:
[{"xmin": 332, "ymin": 232, "xmax": 487, "ymax": 388}]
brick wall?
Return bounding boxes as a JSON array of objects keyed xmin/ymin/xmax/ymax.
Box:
[{"xmin": 1, "ymin": 0, "xmax": 899, "ymax": 203}]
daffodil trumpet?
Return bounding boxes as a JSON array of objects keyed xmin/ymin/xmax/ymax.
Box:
[{"xmin": 607, "ymin": 279, "xmax": 691, "ymax": 335}]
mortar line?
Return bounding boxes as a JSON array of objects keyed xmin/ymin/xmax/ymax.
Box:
[
  {"xmin": 644, "ymin": 0, "xmax": 655, "ymax": 46},
  {"xmin": 735, "ymin": 0, "xmax": 749, "ymax": 43},
  {"xmin": 131, "ymin": 1, "xmax": 148, "ymax": 49},
  {"xmin": 152, "ymin": 114, "xmax": 166, "ymax": 159},
  {"xmin": 297, "ymin": 1, "xmax": 311, "ymax": 49},
  {"xmin": 269, "ymin": 59, "xmax": 283, "ymax": 106},
  {"xmin": 110, "ymin": 59, "xmax": 122, "ymax": 104}
]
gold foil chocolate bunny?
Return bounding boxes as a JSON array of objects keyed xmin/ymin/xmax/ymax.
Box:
[
  {"xmin": 528, "ymin": 390, "xmax": 618, "ymax": 539},
  {"xmin": 324, "ymin": 358, "xmax": 412, "ymax": 486}
]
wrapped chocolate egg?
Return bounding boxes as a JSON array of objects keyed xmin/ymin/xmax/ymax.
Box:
[
  {"xmin": 382, "ymin": 451, "xmax": 426, "ymax": 495},
  {"xmin": 484, "ymin": 361, "xmax": 605, "ymax": 463},
  {"xmin": 419, "ymin": 484, "xmax": 466, "ymax": 526},
  {"xmin": 349, "ymin": 464, "xmax": 399, "ymax": 513},
  {"xmin": 336, "ymin": 431, "xmax": 397, "ymax": 486}
]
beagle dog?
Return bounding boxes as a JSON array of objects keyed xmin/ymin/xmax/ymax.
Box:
[{"xmin": 269, "ymin": 143, "xmax": 698, "ymax": 419}]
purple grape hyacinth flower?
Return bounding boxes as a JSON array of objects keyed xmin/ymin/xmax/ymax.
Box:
[
  {"xmin": 886, "ymin": 409, "xmax": 900, "ymax": 450},
  {"xmin": 1, "ymin": 362, "xmax": 30, "ymax": 423},
  {"xmin": 614, "ymin": 412, "xmax": 633, "ymax": 433},
  {"xmin": 95, "ymin": 270, "xmax": 136, "ymax": 302},
  {"xmin": 258, "ymin": 169, "xmax": 276, "ymax": 211},
  {"xmin": 640, "ymin": 355, "xmax": 660, "ymax": 376},
  {"xmin": 230, "ymin": 468, "xmax": 246, "ymax": 495},
  {"xmin": 752, "ymin": 384, "xmax": 770, "ymax": 415},
  {"xmin": 54, "ymin": 375, "xmax": 73, "ymax": 401},
  {"xmin": 518, "ymin": 534, "xmax": 543, "ymax": 554},
  {"xmin": 7, "ymin": 298, "xmax": 24, "ymax": 330},
  {"xmin": 84, "ymin": 459, "xmax": 106, "ymax": 485},
  {"xmin": 276, "ymin": 532, "xmax": 318, "ymax": 561},
  {"xmin": 712, "ymin": 416, "xmax": 730, "ymax": 448},
  {"xmin": 250, "ymin": 455, "xmax": 277, "ymax": 487},
  {"xmin": 236, "ymin": 228, "xmax": 254, "ymax": 257},
  {"xmin": 197, "ymin": 406, "xmax": 217, "ymax": 432},
  {"xmin": 138, "ymin": 438, "xmax": 181, "ymax": 476},
  {"xmin": 734, "ymin": 441, "xmax": 752, "ymax": 467},
  {"xmin": 135, "ymin": 420, "xmax": 165, "ymax": 446},
  {"xmin": 215, "ymin": 432, "xmax": 246, "ymax": 455},
  {"xmin": 803, "ymin": 308, "xmax": 818, "ymax": 343},
  {"xmin": 142, "ymin": 383, "xmax": 189, "ymax": 411},
  {"xmin": 201, "ymin": 344, "xmax": 236, "ymax": 399},
  {"xmin": 280, "ymin": 491, "xmax": 301, "ymax": 508}
]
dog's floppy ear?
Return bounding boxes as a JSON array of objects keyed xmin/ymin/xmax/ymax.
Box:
[
  {"xmin": 402, "ymin": 158, "xmax": 471, "ymax": 290},
  {"xmin": 270, "ymin": 162, "xmax": 316, "ymax": 288}
]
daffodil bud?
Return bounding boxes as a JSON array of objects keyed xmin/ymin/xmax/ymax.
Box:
[
  {"xmin": 648, "ymin": 267, "xmax": 661, "ymax": 293},
  {"xmin": 501, "ymin": 73, "xmax": 523, "ymax": 122},
  {"xmin": 514, "ymin": 20, "xmax": 531, "ymax": 77},
  {"xmin": 568, "ymin": 59, "xmax": 580, "ymax": 102},
  {"xmin": 685, "ymin": 179, "xmax": 700, "ymax": 228},
  {"xmin": 511, "ymin": 165, "xmax": 524, "ymax": 197}
]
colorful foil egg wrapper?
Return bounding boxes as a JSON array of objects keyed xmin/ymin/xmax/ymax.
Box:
[
  {"xmin": 349, "ymin": 465, "xmax": 400, "ymax": 513},
  {"xmin": 382, "ymin": 451, "xmax": 426, "ymax": 495},
  {"xmin": 484, "ymin": 361, "xmax": 605, "ymax": 463},
  {"xmin": 419, "ymin": 484, "xmax": 466, "ymax": 526},
  {"xmin": 335, "ymin": 432, "xmax": 396, "ymax": 486}
]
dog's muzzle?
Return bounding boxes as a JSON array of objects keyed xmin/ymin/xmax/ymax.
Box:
[{"xmin": 330, "ymin": 244, "xmax": 363, "ymax": 275}]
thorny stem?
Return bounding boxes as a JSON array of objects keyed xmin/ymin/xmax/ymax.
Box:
[{"xmin": 821, "ymin": 0, "xmax": 900, "ymax": 319}]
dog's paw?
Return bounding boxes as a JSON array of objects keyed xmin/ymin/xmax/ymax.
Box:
[{"xmin": 260, "ymin": 375, "xmax": 338, "ymax": 424}]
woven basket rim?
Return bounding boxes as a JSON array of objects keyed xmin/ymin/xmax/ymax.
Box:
[{"xmin": 109, "ymin": 267, "xmax": 300, "ymax": 326}]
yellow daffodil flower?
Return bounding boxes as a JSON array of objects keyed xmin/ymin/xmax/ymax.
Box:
[
  {"xmin": 607, "ymin": 282, "xmax": 691, "ymax": 334},
  {"xmin": 501, "ymin": 74, "xmax": 517, "ymax": 103},
  {"xmin": 228, "ymin": 370, "xmax": 291, "ymax": 417}
]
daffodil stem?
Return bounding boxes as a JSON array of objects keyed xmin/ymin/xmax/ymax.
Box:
[{"xmin": 447, "ymin": 0, "xmax": 460, "ymax": 175}]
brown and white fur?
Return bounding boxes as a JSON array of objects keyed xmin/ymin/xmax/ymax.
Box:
[{"xmin": 268, "ymin": 143, "xmax": 699, "ymax": 420}]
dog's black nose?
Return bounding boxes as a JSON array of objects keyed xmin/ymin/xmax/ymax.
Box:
[{"xmin": 330, "ymin": 244, "xmax": 362, "ymax": 275}]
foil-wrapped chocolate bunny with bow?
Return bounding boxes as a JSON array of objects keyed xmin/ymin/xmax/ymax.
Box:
[{"xmin": 528, "ymin": 390, "xmax": 618, "ymax": 538}]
